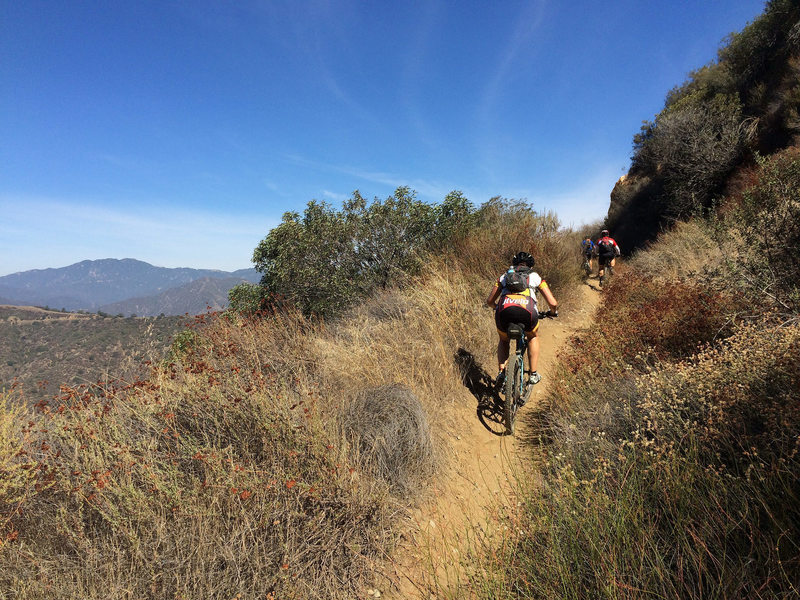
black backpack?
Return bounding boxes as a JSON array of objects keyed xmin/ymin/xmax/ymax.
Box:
[
  {"xmin": 504, "ymin": 267, "xmax": 530, "ymax": 293},
  {"xmin": 598, "ymin": 239, "xmax": 615, "ymax": 254}
]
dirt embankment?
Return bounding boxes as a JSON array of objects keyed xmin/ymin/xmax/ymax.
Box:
[{"xmin": 385, "ymin": 284, "xmax": 601, "ymax": 598}]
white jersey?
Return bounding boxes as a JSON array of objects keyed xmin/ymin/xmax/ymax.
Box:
[{"xmin": 498, "ymin": 269, "xmax": 544, "ymax": 312}]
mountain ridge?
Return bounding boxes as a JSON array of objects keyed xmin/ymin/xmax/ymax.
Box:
[
  {"xmin": 0, "ymin": 258, "xmax": 260, "ymax": 315},
  {"xmin": 99, "ymin": 276, "xmax": 251, "ymax": 317}
]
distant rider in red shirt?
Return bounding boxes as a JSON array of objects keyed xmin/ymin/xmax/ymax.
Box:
[{"xmin": 595, "ymin": 229, "xmax": 620, "ymax": 286}]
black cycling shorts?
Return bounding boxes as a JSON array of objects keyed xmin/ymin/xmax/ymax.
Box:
[
  {"xmin": 598, "ymin": 254, "xmax": 615, "ymax": 267},
  {"xmin": 495, "ymin": 305, "xmax": 538, "ymax": 337}
]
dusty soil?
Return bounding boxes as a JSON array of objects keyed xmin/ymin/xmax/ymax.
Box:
[{"xmin": 383, "ymin": 283, "xmax": 601, "ymax": 599}]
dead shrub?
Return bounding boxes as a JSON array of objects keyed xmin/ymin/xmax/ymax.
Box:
[
  {"xmin": 341, "ymin": 385, "xmax": 437, "ymax": 496},
  {"xmin": 630, "ymin": 220, "xmax": 724, "ymax": 280},
  {"xmin": 726, "ymin": 147, "xmax": 800, "ymax": 312},
  {"xmin": 598, "ymin": 271, "xmax": 740, "ymax": 360},
  {"xmin": 449, "ymin": 198, "xmax": 561, "ymax": 280}
]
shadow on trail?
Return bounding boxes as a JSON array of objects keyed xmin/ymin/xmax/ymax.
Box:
[
  {"xmin": 454, "ymin": 348, "xmax": 507, "ymax": 436},
  {"xmin": 584, "ymin": 278, "xmax": 602, "ymax": 293}
]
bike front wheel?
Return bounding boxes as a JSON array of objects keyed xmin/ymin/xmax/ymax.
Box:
[{"xmin": 503, "ymin": 356, "xmax": 523, "ymax": 435}]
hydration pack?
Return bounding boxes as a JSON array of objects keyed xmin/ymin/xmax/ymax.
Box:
[
  {"xmin": 598, "ymin": 238, "xmax": 615, "ymax": 254},
  {"xmin": 504, "ymin": 266, "xmax": 530, "ymax": 293}
]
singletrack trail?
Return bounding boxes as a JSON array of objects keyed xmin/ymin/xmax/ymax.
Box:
[{"xmin": 384, "ymin": 283, "xmax": 601, "ymax": 598}]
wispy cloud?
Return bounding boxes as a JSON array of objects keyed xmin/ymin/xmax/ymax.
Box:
[
  {"xmin": 482, "ymin": 1, "xmax": 547, "ymax": 110},
  {"xmin": 283, "ymin": 154, "xmax": 455, "ymax": 201},
  {"xmin": 476, "ymin": 1, "xmax": 548, "ymax": 181},
  {"xmin": 399, "ymin": 1, "xmax": 445, "ymax": 152},
  {"xmin": 322, "ymin": 189, "xmax": 349, "ymax": 202}
]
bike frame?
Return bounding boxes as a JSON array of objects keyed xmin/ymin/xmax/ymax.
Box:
[
  {"xmin": 508, "ymin": 326, "xmax": 528, "ymax": 392},
  {"xmin": 503, "ymin": 323, "xmax": 529, "ymax": 434}
]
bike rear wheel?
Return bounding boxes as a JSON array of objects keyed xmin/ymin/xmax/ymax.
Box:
[{"xmin": 503, "ymin": 355, "xmax": 523, "ymax": 435}]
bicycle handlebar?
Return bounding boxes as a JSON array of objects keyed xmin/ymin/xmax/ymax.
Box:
[{"xmin": 538, "ymin": 309, "xmax": 558, "ymax": 319}]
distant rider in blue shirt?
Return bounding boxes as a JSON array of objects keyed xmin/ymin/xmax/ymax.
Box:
[{"xmin": 581, "ymin": 236, "xmax": 595, "ymax": 274}]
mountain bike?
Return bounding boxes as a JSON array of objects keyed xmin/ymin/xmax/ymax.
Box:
[
  {"xmin": 582, "ymin": 256, "xmax": 592, "ymax": 278},
  {"xmin": 501, "ymin": 309, "xmax": 556, "ymax": 435}
]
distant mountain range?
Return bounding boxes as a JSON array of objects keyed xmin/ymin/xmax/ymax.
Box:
[{"xmin": 0, "ymin": 259, "xmax": 261, "ymax": 316}]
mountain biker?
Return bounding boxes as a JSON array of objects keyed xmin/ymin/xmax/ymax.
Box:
[
  {"xmin": 581, "ymin": 236, "xmax": 595, "ymax": 274},
  {"xmin": 485, "ymin": 251, "xmax": 558, "ymax": 393},
  {"xmin": 596, "ymin": 229, "xmax": 620, "ymax": 286}
]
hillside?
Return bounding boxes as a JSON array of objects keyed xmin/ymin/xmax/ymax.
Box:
[
  {"xmin": 0, "ymin": 305, "xmax": 184, "ymax": 403},
  {"xmin": 606, "ymin": 0, "xmax": 800, "ymax": 252},
  {"xmin": 0, "ymin": 193, "xmax": 584, "ymax": 599},
  {"xmin": 98, "ymin": 276, "xmax": 251, "ymax": 317},
  {"xmin": 464, "ymin": 4, "xmax": 800, "ymax": 597},
  {"xmin": 0, "ymin": 258, "xmax": 260, "ymax": 313}
]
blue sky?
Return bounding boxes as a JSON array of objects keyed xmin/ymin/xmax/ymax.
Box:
[{"xmin": 1, "ymin": 0, "xmax": 767, "ymax": 275}]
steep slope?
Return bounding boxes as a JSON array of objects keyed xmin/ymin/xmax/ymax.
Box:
[
  {"xmin": 605, "ymin": 1, "xmax": 800, "ymax": 252},
  {"xmin": 98, "ymin": 276, "xmax": 248, "ymax": 317}
]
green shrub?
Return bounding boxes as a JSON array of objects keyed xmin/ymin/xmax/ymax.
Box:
[
  {"xmin": 718, "ymin": 0, "xmax": 800, "ymax": 98},
  {"xmin": 227, "ymin": 281, "xmax": 266, "ymax": 315},
  {"xmin": 253, "ymin": 198, "xmax": 360, "ymax": 319},
  {"xmin": 252, "ymin": 187, "xmax": 478, "ymax": 319},
  {"xmin": 166, "ymin": 328, "xmax": 200, "ymax": 362}
]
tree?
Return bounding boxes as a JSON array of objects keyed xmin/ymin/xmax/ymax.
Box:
[
  {"xmin": 345, "ymin": 187, "xmax": 440, "ymax": 289},
  {"xmin": 250, "ymin": 188, "xmax": 479, "ymax": 318},
  {"xmin": 227, "ymin": 282, "xmax": 266, "ymax": 315},
  {"xmin": 252, "ymin": 200, "xmax": 359, "ymax": 319}
]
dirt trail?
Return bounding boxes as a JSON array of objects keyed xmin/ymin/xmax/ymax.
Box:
[{"xmin": 384, "ymin": 283, "xmax": 601, "ymax": 598}]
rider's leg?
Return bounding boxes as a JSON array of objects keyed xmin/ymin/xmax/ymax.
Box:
[
  {"xmin": 528, "ymin": 331, "xmax": 539, "ymax": 373},
  {"xmin": 497, "ymin": 334, "xmax": 510, "ymax": 372}
]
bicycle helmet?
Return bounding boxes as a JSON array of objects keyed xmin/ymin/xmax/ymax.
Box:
[
  {"xmin": 512, "ymin": 251, "xmax": 535, "ymax": 267},
  {"xmin": 601, "ymin": 229, "xmax": 610, "ymax": 236}
]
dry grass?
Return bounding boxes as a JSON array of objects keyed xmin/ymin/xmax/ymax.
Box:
[
  {"xmin": 309, "ymin": 257, "xmax": 497, "ymax": 514},
  {"xmin": 0, "ymin": 209, "xmax": 584, "ymax": 599},
  {"xmin": 471, "ymin": 201, "xmax": 800, "ymax": 598},
  {"xmin": 500, "ymin": 321, "xmax": 800, "ymax": 599},
  {"xmin": 451, "ymin": 206, "xmax": 583, "ymax": 307},
  {"xmin": 0, "ymin": 310, "xmax": 399, "ymax": 599},
  {"xmin": 630, "ymin": 220, "xmax": 725, "ymax": 280},
  {"xmin": 341, "ymin": 385, "xmax": 437, "ymax": 496}
]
